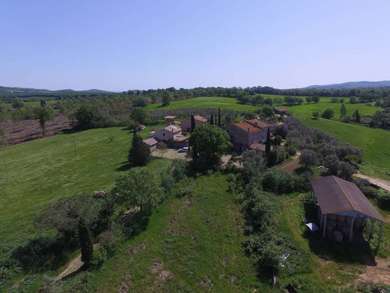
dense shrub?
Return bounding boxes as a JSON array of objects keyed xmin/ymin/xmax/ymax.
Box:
[
  {"xmin": 377, "ymin": 190, "xmax": 390, "ymax": 209},
  {"xmin": 262, "ymin": 170, "xmax": 307, "ymax": 194},
  {"xmin": 321, "ymin": 108, "xmax": 334, "ymax": 119}
]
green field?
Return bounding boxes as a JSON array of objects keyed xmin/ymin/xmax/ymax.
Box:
[
  {"xmin": 0, "ymin": 126, "xmax": 166, "ymax": 256},
  {"xmin": 289, "ymin": 98, "xmax": 380, "ymax": 120},
  {"xmin": 145, "ymin": 96, "xmax": 258, "ymax": 112},
  {"xmin": 288, "ymin": 103, "xmax": 390, "ymax": 179}
]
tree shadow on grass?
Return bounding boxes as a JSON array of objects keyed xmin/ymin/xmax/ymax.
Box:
[
  {"xmin": 116, "ymin": 161, "xmax": 131, "ymax": 172},
  {"xmin": 304, "ymin": 231, "xmax": 376, "ymax": 266}
]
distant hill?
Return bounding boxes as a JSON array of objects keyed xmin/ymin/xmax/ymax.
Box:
[
  {"xmin": 0, "ymin": 86, "xmax": 114, "ymax": 98},
  {"xmin": 306, "ymin": 81, "xmax": 390, "ymax": 90}
]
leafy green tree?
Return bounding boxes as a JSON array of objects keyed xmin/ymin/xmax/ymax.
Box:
[
  {"xmin": 75, "ymin": 106, "xmax": 94, "ymax": 130},
  {"xmin": 161, "ymin": 94, "xmax": 171, "ymax": 106},
  {"xmin": 128, "ymin": 131, "xmax": 150, "ymax": 167},
  {"xmin": 312, "ymin": 111, "xmax": 320, "ymax": 120},
  {"xmin": 189, "ymin": 125, "xmax": 231, "ymax": 171},
  {"xmin": 78, "ymin": 217, "xmax": 93, "ymax": 268},
  {"xmin": 131, "ymin": 107, "xmax": 148, "ymax": 124},
  {"xmin": 321, "ymin": 108, "xmax": 334, "ymax": 119},
  {"xmin": 112, "ymin": 168, "xmax": 162, "ymax": 215},
  {"xmin": 34, "ymin": 106, "xmax": 53, "ymax": 136},
  {"xmin": 12, "ymin": 98, "xmax": 24, "ymax": 109},
  {"xmin": 300, "ymin": 149, "xmax": 319, "ymax": 170}
]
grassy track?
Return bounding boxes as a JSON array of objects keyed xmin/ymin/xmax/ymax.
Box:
[
  {"xmin": 56, "ymin": 174, "xmax": 266, "ymax": 292},
  {"xmin": 0, "ymin": 126, "xmax": 165, "ymax": 256},
  {"xmin": 288, "ymin": 105, "xmax": 390, "ymax": 179}
]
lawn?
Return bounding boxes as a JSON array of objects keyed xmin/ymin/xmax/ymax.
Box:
[
  {"xmin": 0, "ymin": 126, "xmax": 165, "ymax": 258},
  {"xmin": 289, "ymin": 103, "xmax": 390, "ymax": 180},
  {"xmin": 49, "ymin": 174, "xmax": 267, "ymax": 292},
  {"xmin": 145, "ymin": 96, "xmax": 259, "ymax": 112}
]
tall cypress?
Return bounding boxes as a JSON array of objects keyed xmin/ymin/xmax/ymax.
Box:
[
  {"xmin": 210, "ymin": 114, "xmax": 214, "ymax": 125},
  {"xmin": 217, "ymin": 108, "xmax": 221, "ymax": 126},
  {"xmin": 128, "ymin": 130, "xmax": 150, "ymax": 167},
  {"xmin": 78, "ymin": 218, "xmax": 93, "ymax": 268},
  {"xmin": 265, "ymin": 128, "xmax": 271, "ymax": 154},
  {"xmin": 190, "ymin": 114, "xmax": 195, "ymax": 132}
]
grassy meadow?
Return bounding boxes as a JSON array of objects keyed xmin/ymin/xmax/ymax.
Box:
[
  {"xmin": 145, "ymin": 96, "xmax": 258, "ymax": 112},
  {"xmin": 0, "ymin": 126, "xmax": 166, "ymax": 257},
  {"xmin": 288, "ymin": 103, "xmax": 390, "ymax": 179}
]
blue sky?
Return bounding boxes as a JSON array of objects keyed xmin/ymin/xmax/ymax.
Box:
[{"xmin": 1, "ymin": 0, "xmax": 390, "ymax": 91}]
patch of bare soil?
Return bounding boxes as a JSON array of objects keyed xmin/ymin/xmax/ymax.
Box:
[
  {"xmin": 150, "ymin": 260, "xmax": 174, "ymax": 283},
  {"xmin": 127, "ymin": 242, "xmax": 146, "ymax": 257},
  {"xmin": 0, "ymin": 114, "xmax": 73, "ymax": 145},
  {"xmin": 358, "ymin": 258, "xmax": 390, "ymax": 286},
  {"xmin": 117, "ymin": 274, "xmax": 133, "ymax": 293}
]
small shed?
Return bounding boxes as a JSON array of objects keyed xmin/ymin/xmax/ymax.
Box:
[{"xmin": 311, "ymin": 176, "xmax": 384, "ymax": 242}]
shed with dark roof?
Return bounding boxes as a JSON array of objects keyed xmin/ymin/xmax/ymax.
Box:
[{"xmin": 311, "ymin": 176, "xmax": 383, "ymax": 242}]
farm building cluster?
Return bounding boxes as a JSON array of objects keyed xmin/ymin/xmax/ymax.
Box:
[{"xmin": 142, "ymin": 113, "xmax": 282, "ymax": 156}]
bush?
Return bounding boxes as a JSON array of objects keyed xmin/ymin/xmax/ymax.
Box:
[
  {"xmin": 262, "ymin": 170, "xmax": 306, "ymax": 194},
  {"xmin": 170, "ymin": 160, "xmax": 188, "ymax": 182},
  {"xmin": 377, "ymin": 190, "xmax": 390, "ymax": 210},
  {"xmin": 321, "ymin": 108, "xmax": 334, "ymax": 119}
]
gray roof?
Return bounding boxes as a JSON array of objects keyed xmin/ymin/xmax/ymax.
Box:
[{"xmin": 311, "ymin": 176, "xmax": 383, "ymax": 221}]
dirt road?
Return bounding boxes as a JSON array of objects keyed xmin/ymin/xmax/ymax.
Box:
[{"xmin": 355, "ymin": 173, "xmax": 390, "ymax": 192}]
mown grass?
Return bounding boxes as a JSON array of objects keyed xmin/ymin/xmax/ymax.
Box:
[
  {"xmin": 0, "ymin": 126, "xmax": 164, "ymax": 257},
  {"xmin": 288, "ymin": 105, "xmax": 390, "ymax": 180},
  {"xmin": 55, "ymin": 174, "xmax": 267, "ymax": 292},
  {"xmin": 145, "ymin": 96, "xmax": 259, "ymax": 112}
]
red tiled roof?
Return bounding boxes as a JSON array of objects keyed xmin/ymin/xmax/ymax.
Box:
[
  {"xmin": 232, "ymin": 121, "xmax": 263, "ymax": 133},
  {"xmin": 311, "ymin": 176, "xmax": 383, "ymax": 221},
  {"xmin": 143, "ymin": 137, "xmax": 158, "ymax": 146},
  {"xmin": 246, "ymin": 119, "xmax": 271, "ymax": 129}
]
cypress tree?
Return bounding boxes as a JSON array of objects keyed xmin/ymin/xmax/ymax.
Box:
[
  {"xmin": 78, "ymin": 218, "xmax": 93, "ymax": 268},
  {"xmin": 340, "ymin": 102, "xmax": 347, "ymax": 118},
  {"xmin": 190, "ymin": 114, "xmax": 195, "ymax": 132},
  {"xmin": 210, "ymin": 114, "xmax": 214, "ymax": 125},
  {"xmin": 265, "ymin": 128, "xmax": 271, "ymax": 155},
  {"xmin": 353, "ymin": 109, "xmax": 361, "ymax": 123},
  {"xmin": 128, "ymin": 130, "xmax": 150, "ymax": 167},
  {"xmin": 217, "ymin": 108, "xmax": 221, "ymax": 126}
]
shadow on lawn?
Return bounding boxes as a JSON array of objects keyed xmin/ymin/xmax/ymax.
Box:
[
  {"xmin": 116, "ymin": 161, "xmax": 131, "ymax": 172},
  {"xmin": 304, "ymin": 231, "xmax": 376, "ymax": 266}
]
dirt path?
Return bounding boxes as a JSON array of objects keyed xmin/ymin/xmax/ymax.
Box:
[
  {"xmin": 357, "ymin": 258, "xmax": 390, "ymax": 286},
  {"xmin": 355, "ymin": 173, "xmax": 390, "ymax": 192},
  {"xmin": 277, "ymin": 151, "xmax": 301, "ymax": 173},
  {"xmin": 55, "ymin": 254, "xmax": 83, "ymax": 281}
]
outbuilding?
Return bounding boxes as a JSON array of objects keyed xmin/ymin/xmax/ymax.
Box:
[{"xmin": 311, "ymin": 176, "xmax": 384, "ymax": 243}]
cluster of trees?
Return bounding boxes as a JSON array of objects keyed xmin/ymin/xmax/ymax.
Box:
[
  {"xmin": 370, "ymin": 108, "xmax": 390, "ymax": 130},
  {"xmin": 236, "ymin": 94, "xmax": 274, "ymax": 106},
  {"xmin": 286, "ymin": 118, "xmax": 362, "ymax": 180},
  {"xmin": 229, "ymin": 151, "xmax": 312, "ymax": 289}
]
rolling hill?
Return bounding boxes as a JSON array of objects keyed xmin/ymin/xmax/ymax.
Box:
[{"xmin": 306, "ymin": 80, "xmax": 390, "ymax": 89}]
